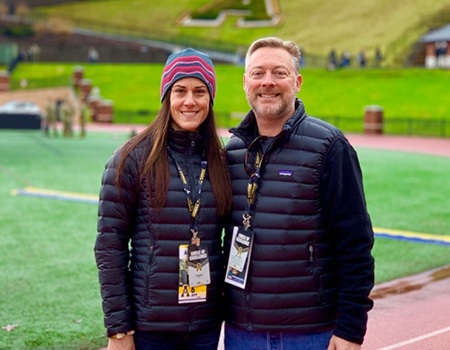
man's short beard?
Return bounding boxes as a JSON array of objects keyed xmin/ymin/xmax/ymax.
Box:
[{"xmin": 250, "ymin": 101, "xmax": 286, "ymax": 121}]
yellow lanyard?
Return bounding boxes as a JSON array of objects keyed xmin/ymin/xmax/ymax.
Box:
[
  {"xmin": 169, "ymin": 149, "xmax": 207, "ymax": 245},
  {"xmin": 243, "ymin": 151, "xmax": 263, "ymax": 230}
]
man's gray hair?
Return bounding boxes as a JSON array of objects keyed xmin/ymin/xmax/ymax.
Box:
[{"xmin": 245, "ymin": 37, "xmax": 301, "ymax": 72}]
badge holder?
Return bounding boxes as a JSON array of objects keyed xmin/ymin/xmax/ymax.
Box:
[
  {"xmin": 225, "ymin": 224, "xmax": 254, "ymax": 289},
  {"xmin": 178, "ymin": 244, "xmax": 207, "ymax": 304},
  {"xmin": 225, "ymin": 149, "xmax": 261, "ymax": 290}
]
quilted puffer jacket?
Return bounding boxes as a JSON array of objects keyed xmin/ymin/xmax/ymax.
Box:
[
  {"xmin": 224, "ymin": 99, "xmax": 374, "ymax": 344},
  {"xmin": 95, "ymin": 129, "xmax": 224, "ymax": 337}
]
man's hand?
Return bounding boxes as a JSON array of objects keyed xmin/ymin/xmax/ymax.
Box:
[
  {"xmin": 107, "ymin": 335, "xmax": 135, "ymax": 350},
  {"xmin": 327, "ymin": 335, "xmax": 361, "ymax": 350}
]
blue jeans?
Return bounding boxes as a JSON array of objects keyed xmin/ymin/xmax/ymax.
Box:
[
  {"xmin": 224, "ymin": 323, "xmax": 333, "ymax": 350},
  {"xmin": 134, "ymin": 328, "xmax": 221, "ymax": 350}
]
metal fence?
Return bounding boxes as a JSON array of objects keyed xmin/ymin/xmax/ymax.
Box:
[
  {"xmin": 318, "ymin": 116, "xmax": 449, "ymax": 138},
  {"xmin": 114, "ymin": 109, "xmax": 449, "ymax": 138}
]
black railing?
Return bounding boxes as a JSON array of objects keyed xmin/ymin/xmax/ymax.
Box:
[
  {"xmin": 113, "ymin": 110, "xmax": 449, "ymax": 138},
  {"xmin": 318, "ymin": 116, "xmax": 449, "ymax": 138}
]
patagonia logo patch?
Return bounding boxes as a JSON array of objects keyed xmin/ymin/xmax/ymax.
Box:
[{"xmin": 278, "ymin": 170, "xmax": 293, "ymax": 177}]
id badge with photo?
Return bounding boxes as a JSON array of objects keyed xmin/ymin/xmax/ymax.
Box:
[
  {"xmin": 225, "ymin": 226, "xmax": 254, "ymax": 289},
  {"xmin": 229, "ymin": 227, "xmax": 253, "ymax": 271},
  {"xmin": 187, "ymin": 244, "xmax": 211, "ymax": 287},
  {"xmin": 178, "ymin": 244, "xmax": 207, "ymax": 304}
]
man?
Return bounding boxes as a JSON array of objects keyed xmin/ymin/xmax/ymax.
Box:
[
  {"xmin": 224, "ymin": 37, "xmax": 374, "ymax": 350},
  {"xmin": 45, "ymin": 97, "xmax": 58, "ymax": 137}
]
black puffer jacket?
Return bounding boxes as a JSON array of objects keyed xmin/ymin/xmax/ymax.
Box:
[
  {"xmin": 95, "ymin": 129, "xmax": 224, "ymax": 337},
  {"xmin": 225, "ymin": 99, "xmax": 374, "ymax": 344}
]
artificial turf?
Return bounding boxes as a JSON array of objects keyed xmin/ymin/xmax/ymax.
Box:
[{"xmin": 1, "ymin": 129, "xmax": 450, "ymax": 349}]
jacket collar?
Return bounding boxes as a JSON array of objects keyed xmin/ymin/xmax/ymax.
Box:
[
  {"xmin": 229, "ymin": 99, "xmax": 307, "ymax": 147},
  {"xmin": 168, "ymin": 127, "xmax": 204, "ymax": 154}
]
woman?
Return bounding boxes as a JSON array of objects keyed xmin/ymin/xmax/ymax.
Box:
[{"xmin": 95, "ymin": 48, "xmax": 232, "ymax": 350}]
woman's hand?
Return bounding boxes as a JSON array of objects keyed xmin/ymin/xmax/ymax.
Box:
[{"xmin": 107, "ymin": 335, "xmax": 135, "ymax": 350}]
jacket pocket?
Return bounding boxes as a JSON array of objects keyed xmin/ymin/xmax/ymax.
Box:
[{"xmin": 144, "ymin": 239, "xmax": 155, "ymax": 304}]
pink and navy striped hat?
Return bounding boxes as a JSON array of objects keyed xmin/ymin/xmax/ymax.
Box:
[{"xmin": 160, "ymin": 48, "xmax": 216, "ymax": 104}]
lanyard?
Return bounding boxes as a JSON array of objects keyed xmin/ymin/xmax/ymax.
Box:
[
  {"xmin": 243, "ymin": 149, "xmax": 264, "ymax": 230},
  {"xmin": 168, "ymin": 148, "xmax": 207, "ymax": 245}
]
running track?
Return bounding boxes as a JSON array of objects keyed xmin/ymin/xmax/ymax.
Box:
[
  {"xmin": 87, "ymin": 123, "xmax": 450, "ymax": 158},
  {"xmin": 91, "ymin": 124, "xmax": 450, "ymax": 350},
  {"xmin": 346, "ymin": 134, "xmax": 450, "ymax": 350}
]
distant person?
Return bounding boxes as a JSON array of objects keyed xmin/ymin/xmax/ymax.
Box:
[
  {"xmin": 356, "ymin": 49, "xmax": 367, "ymax": 68},
  {"xmin": 45, "ymin": 97, "xmax": 58, "ymax": 137},
  {"xmin": 88, "ymin": 46, "xmax": 99, "ymax": 63},
  {"xmin": 327, "ymin": 48, "xmax": 337, "ymax": 70},
  {"xmin": 299, "ymin": 46, "xmax": 305, "ymax": 67},
  {"xmin": 374, "ymin": 47, "xmax": 383, "ymax": 67},
  {"xmin": 28, "ymin": 43, "xmax": 41, "ymax": 62},
  {"xmin": 235, "ymin": 46, "xmax": 246, "ymax": 65},
  {"xmin": 79, "ymin": 101, "xmax": 88, "ymax": 138},
  {"xmin": 61, "ymin": 100, "xmax": 74, "ymax": 138},
  {"xmin": 339, "ymin": 49, "xmax": 351, "ymax": 68},
  {"xmin": 8, "ymin": 47, "xmax": 27, "ymax": 71},
  {"xmin": 435, "ymin": 41, "xmax": 448, "ymax": 68},
  {"xmin": 224, "ymin": 36, "xmax": 375, "ymax": 350},
  {"xmin": 95, "ymin": 48, "xmax": 232, "ymax": 350},
  {"xmin": 56, "ymin": 98, "xmax": 63, "ymax": 122}
]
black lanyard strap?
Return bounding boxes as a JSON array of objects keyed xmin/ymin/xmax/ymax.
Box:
[
  {"xmin": 243, "ymin": 136, "xmax": 267, "ymax": 229},
  {"xmin": 168, "ymin": 148, "xmax": 207, "ymax": 244},
  {"xmin": 247, "ymin": 151, "xmax": 262, "ymax": 205}
]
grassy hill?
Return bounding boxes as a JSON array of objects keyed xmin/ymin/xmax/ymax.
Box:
[
  {"xmin": 32, "ymin": 0, "xmax": 450, "ymax": 64},
  {"xmin": 6, "ymin": 1, "xmax": 450, "ymax": 135}
]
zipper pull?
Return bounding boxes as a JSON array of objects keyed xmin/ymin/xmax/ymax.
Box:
[{"xmin": 309, "ymin": 244, "xmax": 314, "ymax": 262}]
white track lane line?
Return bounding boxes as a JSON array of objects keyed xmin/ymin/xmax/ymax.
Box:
[{"xmin": 375, "ymin": 326, "xmax": 450, "ymax": 350}]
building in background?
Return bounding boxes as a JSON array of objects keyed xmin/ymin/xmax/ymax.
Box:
[{"xmin": 420, "ymin": 23, "xmax": 450, "ymax": 69}]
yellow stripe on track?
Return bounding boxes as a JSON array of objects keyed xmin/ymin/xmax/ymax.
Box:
[
  {"xmin": 9, "ymin": 187, "xmax": 450, "ymax": 246},
  {"xmin": 11, "ymin": 186, "xmax": 98, "ymax": 204},
  {"xmin": 374, "ymin": 226, "xmax": 450, "ymax": 246}
]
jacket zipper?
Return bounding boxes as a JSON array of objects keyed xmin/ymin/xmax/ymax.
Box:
[{"xmin": 145, "ymin": 244, "xmax": 155, "ymax": 304}]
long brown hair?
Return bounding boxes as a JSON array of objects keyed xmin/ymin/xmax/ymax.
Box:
[{"xmin": 116, "ymin": 95, "xmax": 232, "ymax": 217}]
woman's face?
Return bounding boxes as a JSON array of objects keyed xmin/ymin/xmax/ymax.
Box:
[{"xmin": 169, "ymin": 77, "xmax": 210, "ymax": 132}]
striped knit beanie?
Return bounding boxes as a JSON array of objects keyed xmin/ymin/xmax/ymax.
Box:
[{"xmin": 160, "ymin": 48, "xmax": 216, "ymax": 104}]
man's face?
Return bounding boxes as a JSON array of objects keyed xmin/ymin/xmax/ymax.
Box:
[{"xmin": 244, "ymin": 47, "xmax": 302, "ymax": 123}]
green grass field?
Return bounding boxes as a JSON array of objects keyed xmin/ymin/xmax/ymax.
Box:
[{"xmin": 1, "ymin": 129, "xmax": 450, "ymax": 349}]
